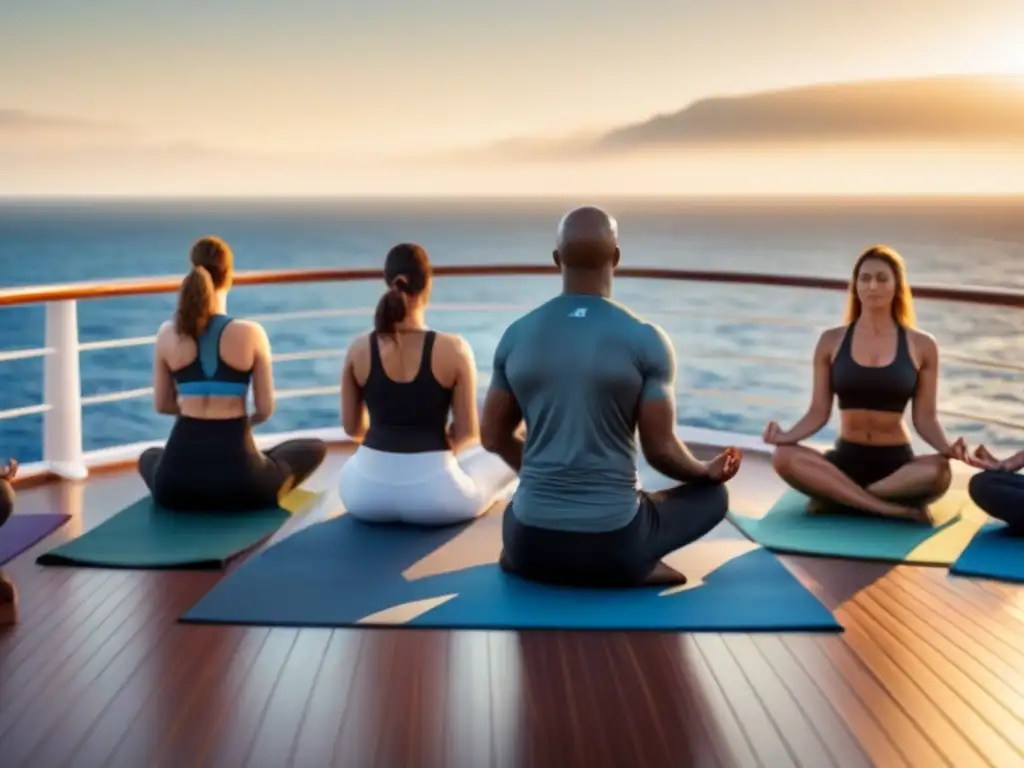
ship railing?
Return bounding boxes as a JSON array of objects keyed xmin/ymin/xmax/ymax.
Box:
[{"xmin": 0, "ymin": 265, "xmax": 1021, "ymax": 486}]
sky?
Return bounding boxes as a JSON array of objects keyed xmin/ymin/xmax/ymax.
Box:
[{"xmin": 3, "ymin": 0, "xmax": 1024, "ymax": 196}]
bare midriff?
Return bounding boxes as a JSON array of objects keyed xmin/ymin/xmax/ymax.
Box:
[
  {"xmin": 839, "ymin": 409, "xmax": 911, "ymax": 446},
  {"xmin": 178, "ymin": 395, "xmax": 248, "ymax": 420}
]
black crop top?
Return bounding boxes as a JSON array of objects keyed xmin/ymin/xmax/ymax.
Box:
[
  {"xmin": 361, "ymin": 331, "xmax": 454, "ymax": 453},
  {"xmin": 830, "ymin": 322, "xmax": 918, "ymax": 413}
]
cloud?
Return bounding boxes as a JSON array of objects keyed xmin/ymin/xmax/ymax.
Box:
[{"xmin": 0, "ymin": 108, "xmax": 135, "ymax": 150}]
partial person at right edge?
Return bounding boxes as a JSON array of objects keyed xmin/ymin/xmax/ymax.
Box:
[
  {"xmin": 481, "ymin": 205, "xmax": 742, "ymax": 589},
  {"xmin": 965, "ymin": 444, "xmax": 1024, "ymax": 536},
  {"xmin": 139, "ymin": 236, "xmax": 327, "ymax": 512},
  {"xmin": 338, "ymin": 243, "xmax": 517, "ymax": 525},
  {"xmin": 763, "ymin": 245, "xmax": 966, "ymax": 523}
]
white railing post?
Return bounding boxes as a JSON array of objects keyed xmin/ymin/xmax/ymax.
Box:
[{"xmin": 43, "ymin": 300, "xmax": 88, "ymax": 480}]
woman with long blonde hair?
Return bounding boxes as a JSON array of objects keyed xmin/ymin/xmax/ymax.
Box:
[{"xmin": 763, "ymin": 245, "xmax": 966, "ymax": 522}]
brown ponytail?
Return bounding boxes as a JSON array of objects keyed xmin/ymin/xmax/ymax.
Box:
[
  {"xmin": 175, "ymin": 235, "xmax": 234, "ymax": 338},
  {"xmin": 374, "ymin": 279, "xmax": 409, "ymax": 336},
  {"xmin": 176, "ymin": 265, "xmax": 216, "ymax": 338},
  {"xmin": 373, "ymin": 244, "xmax": 431, "ymax": 336}
]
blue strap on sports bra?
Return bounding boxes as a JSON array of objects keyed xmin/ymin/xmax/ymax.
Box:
[{"xmin": 174, "ymin": 315, "xmax": 252, "ymax": 397}]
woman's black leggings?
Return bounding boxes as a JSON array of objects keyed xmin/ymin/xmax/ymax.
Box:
[
  {"xmin": 968, "ymin": 470, "xmax": 1024, "ymax": 535},
  {"xmin": 137, "ymin": 416, "xmax": 328, "ymax": 512}
]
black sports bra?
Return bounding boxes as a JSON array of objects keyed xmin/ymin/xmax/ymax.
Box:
[
  {"xmin": 361, "ymin": 331, "xmax": 453, "ymax": 453},
  {"xmin": 830, "ymin": 322, "xmax": 918, "ymax": 413}
]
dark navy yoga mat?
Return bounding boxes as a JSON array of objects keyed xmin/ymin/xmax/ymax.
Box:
[
  {"xmin": 182, "ymin": 509, "xmax": 841, "ymax": 632},
  {"xmin": 0, "ymin": 514, "xmax": 70, "ymax": 564},
  {"xmin": 950, "ymin": 522, "xmax": 1024, "ymax": 584}
]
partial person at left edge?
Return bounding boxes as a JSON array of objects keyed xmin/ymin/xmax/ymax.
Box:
[
  {"xmin": 1, "ymin": 457, "xmax": 18, "ymax": 625},
  {"xmin": 139, "ymin": 236, "xmax": 327, "ymax": 512}
]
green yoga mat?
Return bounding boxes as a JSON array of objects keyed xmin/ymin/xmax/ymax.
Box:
[
  {"xmin": 729, "ymin": 487, "xmax": 984, "ymax": 566},
  {"xmin": 37, "ymin": 488, "xmax": 322, "ymax": 570}
]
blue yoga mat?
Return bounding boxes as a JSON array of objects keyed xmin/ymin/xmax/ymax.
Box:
[
  {"xmin": 950, "ymin": 522, "xmax": 1024, "ymax": 583},
  {"xmin": 181, "ymin": 509, "xmax": 840, "ymax": 632},
  {"xmin": 729, "ymin": 487, "xmax": 976, "ymax": 566}
]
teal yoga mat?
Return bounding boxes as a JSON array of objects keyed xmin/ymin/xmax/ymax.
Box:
[
  {"xmin": 729, "ymin": 487, "xmax": 980, "ymax": 566},
  {"xmin": 37, "ymin": 489, "xmax": 322, "ymax": 569}
]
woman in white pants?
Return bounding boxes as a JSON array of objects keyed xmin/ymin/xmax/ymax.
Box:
[{"xmin": 338, "ymin": 243, "xmax": 516, "ymax": 525}]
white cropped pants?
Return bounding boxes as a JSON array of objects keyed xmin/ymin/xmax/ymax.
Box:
[{"xmin": 339, "ymin": 444, "xmax": 517, "ymax": 525}]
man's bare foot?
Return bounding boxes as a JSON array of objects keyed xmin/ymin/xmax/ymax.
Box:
[
  {"xmin": 644, "ymin": 562, "xmax": 687, "ymax": 586},
  {"xmin": 0, "ymin": 574, "xmax": 18, "ymax": 626},
  {"xmin": 806, "ymin": 498, "xmax": 827, "ymax": 514}
]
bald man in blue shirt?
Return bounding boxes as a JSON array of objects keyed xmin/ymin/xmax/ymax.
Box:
[{"xmin": 481, "ymin": 206, "xmax": 743, "ymax": 587}]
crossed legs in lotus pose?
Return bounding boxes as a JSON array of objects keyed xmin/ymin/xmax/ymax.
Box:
[{"xmin": 771, "ymin": 444, "xmax": 951, "ymax": 523}]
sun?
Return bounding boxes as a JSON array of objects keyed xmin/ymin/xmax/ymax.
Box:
[{"xmin": 974, "ymin": 38, "xmax": 1024, "ymax": 77}]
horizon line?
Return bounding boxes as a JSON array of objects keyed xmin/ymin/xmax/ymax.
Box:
[{"xmin": 3, "ymin": 191, "xmax": 1024, "ymax": 206}]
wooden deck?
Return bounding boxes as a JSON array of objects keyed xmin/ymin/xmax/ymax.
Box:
[{"xmin": 1, "ymin": 447, "xmax": 1022, "ymax": 768}]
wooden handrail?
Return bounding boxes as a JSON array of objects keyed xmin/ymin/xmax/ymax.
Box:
[{"xmin": 0, "ymin": 264, "xmax": 1022, "ymax": 308}]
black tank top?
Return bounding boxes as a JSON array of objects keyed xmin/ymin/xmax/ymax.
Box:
[
  {"xmin": 361, "ymin": 331, "xmax": 454, "ymax": 453},
  {"xmin": 830, "ymin": 321, "xmax": 918, "ymax": 413}
]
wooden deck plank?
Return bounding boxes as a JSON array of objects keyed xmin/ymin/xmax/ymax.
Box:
[
  {"xmin": 0, "ymin": 572, "xmax": 163, "ymax": 741},
  {"xmin": 147, "ymin": 629, "xmax": 274, "ymax": 767},
  {"xmin": 4, "ymin": 572, "xmax": 210, "ymax": 765},
  {"xmin": 693, "ymin": 634, "xmax": 798, "ymax": 766},
  {"xmin": 880, "ymin": 574, "xmax": 1024, "ymax": 677},
  {"xmin": 752, "ymin": 635, "xmax": 892, "ymax": 768},
  {"xmin": 288, "ymin": 631, "xmax": 366, "ymax": 767},
  {"xmin": 1, "ymin": 447, "xmax": 1023, "ymax": 767},
  {"xmin": 834, "ymin": 605, "xmax": 1008, "ymax": 766},
  {"xmin": 445, "ymin": 632, "xmax": 495, "ymax": 767},
  {"xmin": 244, "ymin": 628, "xmax": 334, "ymax": 767},
  {"xmin": 898, "ymin": 569, "xmax": 1024, "ymax": 662},
  {"xmin": 675, "ymin": 636, "xmax": 763, "ymax": 767},
  {"xmin": 76, "ymin": 624, "xmax": 253, "ymax": 766},
  {"xmin": 487, "ymin": 632, "xmax": 524, "ymax": 768},
  {"xmin": 870, "ymin": 579, "xmax": 1024, "ymax": 715},
  {"xmin": 732, "ymin": 633, "xmax": 872, "ymax": 768},
  {"xmin": 332, "ymin": 630, "xmax": 403, "ymax": 766},
  {"xmin": 607, "ymin": 635, "xmax": 718, "ymax": 767},
  {"xmin": 24, "ymin": 580, "xmax": 234, "ymax": 766},
  {"xmin": 794, "ymin": 634, "xmax": 953, "ymax": 767},
  {"xmin": 843, "ymin": 598, "xmax": 1023, "ymax": 763},
  {"xmin": 199, "ymin": 628, "xmax": 301, "ymax": 767}
]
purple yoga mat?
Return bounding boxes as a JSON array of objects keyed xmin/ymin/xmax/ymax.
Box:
[{"xmin": 0, "ymin": 514, "xmax": 71, "ymax": 565}]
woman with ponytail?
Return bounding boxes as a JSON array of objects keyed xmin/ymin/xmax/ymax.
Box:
[
  {"xmin": 338, "ymin": 243, "xmax": 516, "ymax": 524},
  {"xmin": 139, "ymin": 236, "xmax": 327, "ymax": 512}
]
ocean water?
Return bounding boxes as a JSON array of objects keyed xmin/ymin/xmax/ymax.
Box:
[{"xmin": 0, "ymin": 197, "xmax": 1022, "ymax": 464}]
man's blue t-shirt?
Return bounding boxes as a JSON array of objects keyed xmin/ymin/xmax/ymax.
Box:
[{"xmin": 490, "ymin": 293, "xmax": 676, "ymax": 532}]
